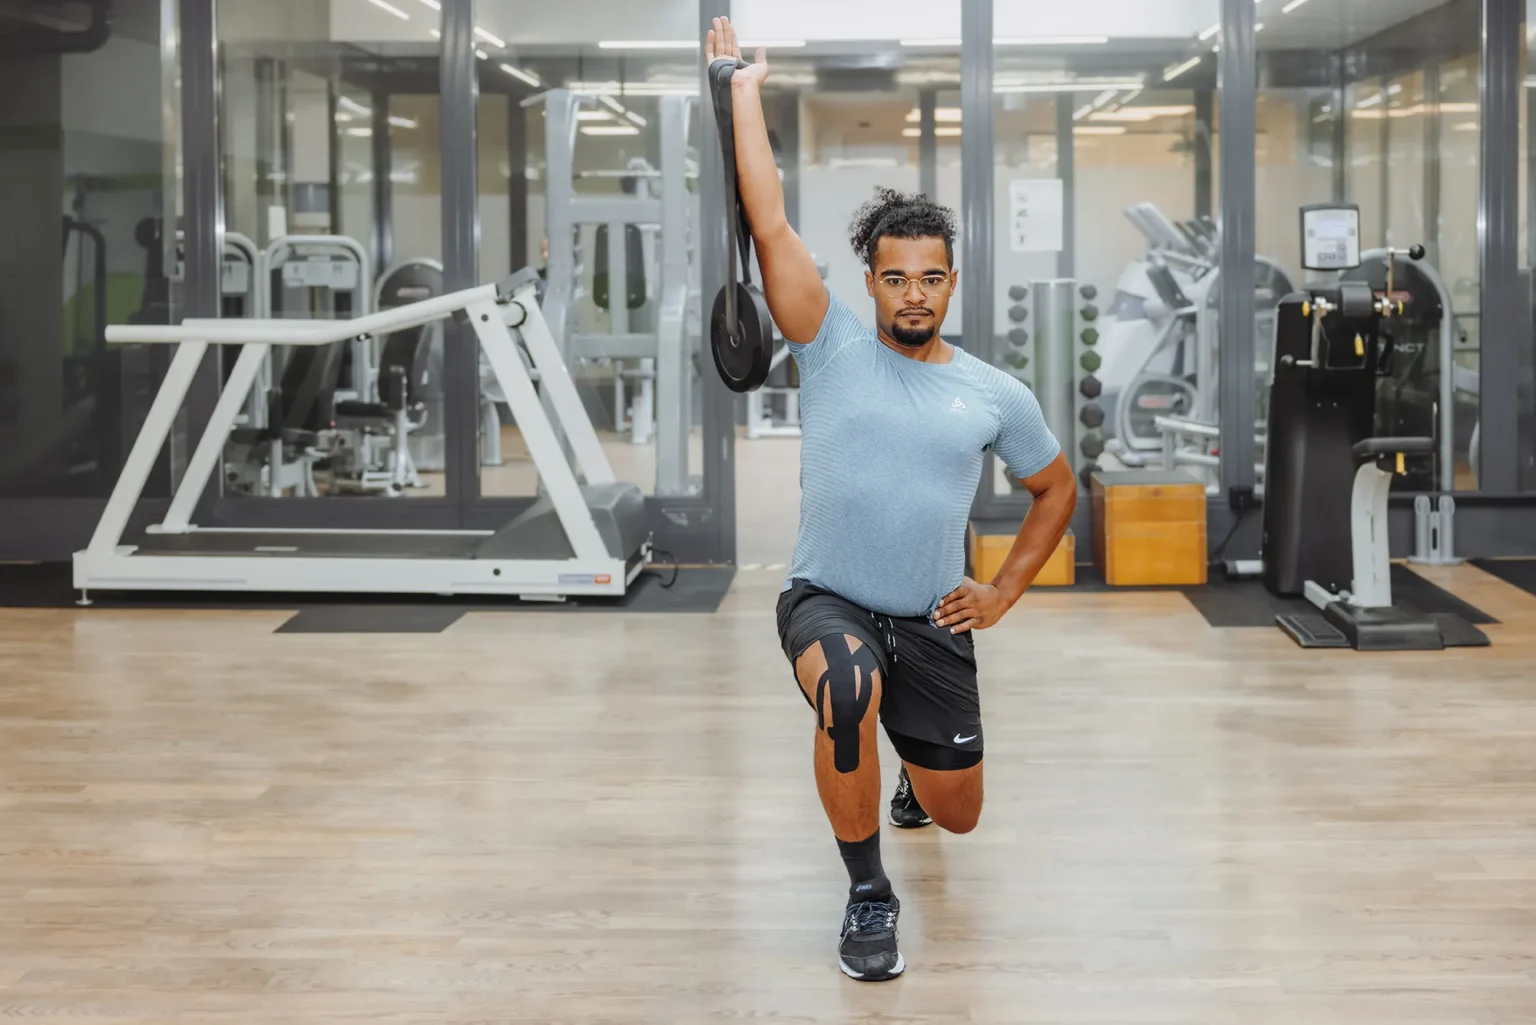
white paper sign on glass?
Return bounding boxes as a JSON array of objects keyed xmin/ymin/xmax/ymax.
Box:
[{"xmin": 1009, "ymin": 178, "xmax": 1064, "ymax": 254}]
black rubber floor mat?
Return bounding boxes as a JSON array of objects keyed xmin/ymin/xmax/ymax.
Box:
[
  {"xmin": 1, "ymin": 563, "xmax": 735, "ymax": 619},
  {"xmin": 1471, "ymin": 558, "xmax": 1536, "ymax": 599},
  {"xmin": 1391, "ymin": 563, "xmax": 1498, "ymax": 625},
  {"xmin": 1178, "ymin": 564, "xmax": 1496, "ymax": 629},
  {"xmin": 1180, "ymin": 580, "xmax": 1313, "ymax": 627},
  {"xmin": 276, "ymin": 604, "xmax": 471, "ymax": 634},
  {"xmin": 1429, "ymin": 612, "xmax": 1492, "ymax": 648}
]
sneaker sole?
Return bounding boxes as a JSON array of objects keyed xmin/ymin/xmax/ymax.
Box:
[
  {"xmin": 839, "ymin": 952, "xmax": 905, "ymax": 981},
  {"xmin": 889, "ymin": 811, "xmax": 932, "ymax": 828}
]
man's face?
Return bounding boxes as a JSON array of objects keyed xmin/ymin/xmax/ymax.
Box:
[{"xmin": 864, "ymin": 236, "xmax": 957, "ymax": 348}]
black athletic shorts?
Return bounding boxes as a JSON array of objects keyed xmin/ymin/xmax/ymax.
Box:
[{"xmin": 775, "ymin": 578, "xmax": 982, "ymax": 771}]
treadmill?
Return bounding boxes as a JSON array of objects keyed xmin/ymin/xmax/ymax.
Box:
[{"xmin": 73, "ymin": 268, "xmax": 650, "ymax": 601}]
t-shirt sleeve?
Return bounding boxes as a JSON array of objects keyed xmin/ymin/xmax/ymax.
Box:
[
  {"xmin": 785, "ymin": 290, "xmax": 861, "ymax": 382},
  {"xmin": 989, "ymin": 370, "xmax": 1062, "ymax": 481}
]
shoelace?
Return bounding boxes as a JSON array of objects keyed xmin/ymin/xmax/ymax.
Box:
[
  {"xmin": 894, "ymin": 772, "xmax": 912, "ymax": 804},
  {"xmin": 844, "ymin": 901, "xmax": 898, "ymax": 937}
]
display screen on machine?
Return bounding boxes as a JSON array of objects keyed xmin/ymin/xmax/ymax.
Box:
[{"xmin": 1301, "ymin": 204, "xmax": 1361, "ymax": 271}]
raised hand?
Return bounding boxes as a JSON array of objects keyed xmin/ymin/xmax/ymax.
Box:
[{"xmin": 705, "ymin": 16, "xmax": 769, "ymax": 87}]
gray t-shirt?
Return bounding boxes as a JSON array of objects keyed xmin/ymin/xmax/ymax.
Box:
[{"xmin": 784, "ymin": 292, "xmax": 1061, "ymax": 618}]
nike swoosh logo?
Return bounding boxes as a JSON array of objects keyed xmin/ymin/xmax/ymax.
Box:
[{"xmin": 953, "ymin": 733, "xmax": 978, "ymax": 744}]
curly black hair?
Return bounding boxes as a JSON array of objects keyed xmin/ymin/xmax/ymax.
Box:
[{"xmin": 848, "ymin": 187, "xmax": 958, "ymax": 269}]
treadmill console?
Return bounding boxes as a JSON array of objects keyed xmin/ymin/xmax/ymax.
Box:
[{"xmin": 1300, "ymin": 203, "xmax": 1361, "ymax": 272}]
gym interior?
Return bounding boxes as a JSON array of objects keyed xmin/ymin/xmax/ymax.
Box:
[{"xmin": 3, "ymin": 0, "xmax": 1536, "ymax": 1018}]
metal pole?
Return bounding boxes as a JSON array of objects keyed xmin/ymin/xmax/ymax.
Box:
[
  {"xmin": 1477, "ymin": 0, "xmax": 1522, "ymax": 492},
  {"xmin": 779, "ymin": 93, "xmax": 800, "ymax": 233},
  {"xmin": 1055, "ymin": 93, "xmax": 1075, "ymax": 279},
  {"xmin": 371, "ymin": 88, "xmax": 393, "ymax": 272},
  {"xmin": 1193, "ymin": 89, "xmax": 1213, "ymax": 220},
  {"xmin": 1422, "ymin": 62, "xmax": 1441, "ymax": 266},
  {"xmin": 700, "ymin": 0, "xmax": 735, "ymax": 564},
  {"xmin": 1032, "ymin": 279, "xmax": 1076, "ymax": 456},
  {"xmin": 1217, "ymin": 0, "xmax": 1257, "ymax": 497},
  {"xmin": 440, "ymin": 0, "xmax": 480, "ymax": 514},
  {"xmin": 507, "ymin": 90, "xmax": 527, "ymax": 271},
  {"xmin": 1331, "ymin": 54, "xmax": 1347, "ymax": 203},
  {"xmin": 960, "ymin": 0, "xmax": 994, "ymax": 362},
  {"xmin": 918, "ymin": 89, "xmax": 937, "ymax": 201},
  {"xmin": 178, "ymin": 0, "xmax": 222, "ymax": 500}
]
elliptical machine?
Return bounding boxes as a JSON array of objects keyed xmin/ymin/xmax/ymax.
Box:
[{"xmin": 1261, "ymin": 204, "xmax": 1488, "ymax": 651}]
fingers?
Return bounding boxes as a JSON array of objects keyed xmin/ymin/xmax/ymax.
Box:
[
  {"xmin": 951, "ymin": 618, "xmax": 982, "ymax": 634},
  {"xmin": 705, "ymin": 23, "xmax": 716, "ymax": 62},
  {"xmin": 754, "ymin": 45, "xmax": 767, "ymax": 65},
  {"xmin": 725, "ymin": 16, "xmax": 738, "ymax": 57}
]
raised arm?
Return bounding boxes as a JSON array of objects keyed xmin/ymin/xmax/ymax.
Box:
[{"xmin": 706, "ymin": 18, "xmax": 829, "ymax": 344}]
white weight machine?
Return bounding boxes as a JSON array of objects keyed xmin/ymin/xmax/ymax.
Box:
[{"xmin": 74, "ymin": 268, "xmax": 650, "ymax": 601}]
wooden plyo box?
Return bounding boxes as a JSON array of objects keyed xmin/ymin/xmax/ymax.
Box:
[
  {"xmin": 969, "ymin": 527, "xmax": 1075, "ymax": 588},
  {"xmin": 1090, "ymin": 470, "xmax": 1208, "ymax": 586}
]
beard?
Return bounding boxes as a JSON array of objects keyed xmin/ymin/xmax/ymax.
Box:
[{"xmin": 889, "ymin": 312, "xmax": 937, "ymax": 347}]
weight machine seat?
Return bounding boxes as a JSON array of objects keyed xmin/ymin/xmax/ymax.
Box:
[
  {"xmin": 1352, "ymin": 436, "xmax": 1434, "ymax": 460},
  {"xmin": 475, "ymin": 481, "xmax": 648, "ymax": 562}
]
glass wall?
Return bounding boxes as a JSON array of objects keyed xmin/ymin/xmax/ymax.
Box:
[
  {"xmin": 1259, "ymin": 0, "xmax": 1481, "ymax": 493},
  {"xmin": 218, "ymin": 0, "xmax": 444, "ymax": 500},
  {"xmin": 989, "ymin": 1, "xmax": 1217, "ymax": 495},
  {"xmin": 474, "ymin": 41, "xmax": 706, "ymax": 502},
  {"xmin": 0, "ymin": 0, "xmax": 177, "ymax": 502}
]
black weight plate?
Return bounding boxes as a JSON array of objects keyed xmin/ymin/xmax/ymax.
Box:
[{"xmin": 710, "ymin": 282, "xmax": 774, "ymax": 393}]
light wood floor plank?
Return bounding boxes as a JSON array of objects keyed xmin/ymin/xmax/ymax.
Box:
[{"xmin": 3, "ymin": 565, "xmax": 1535, "ymax": 1021}]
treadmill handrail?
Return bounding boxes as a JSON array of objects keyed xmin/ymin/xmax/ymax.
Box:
[{"xmin": 104, "ymin": 282, "xmax": 501, "ymax": 346}]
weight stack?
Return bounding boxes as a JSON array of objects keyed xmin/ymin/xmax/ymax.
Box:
[
  {"xmin": 1075, "ymin": 283, "xmax": 1106, "ymax": 490},
  {"xmin": 1000, "ymin": 284, "xmax": 1035, "ymax": 391}
]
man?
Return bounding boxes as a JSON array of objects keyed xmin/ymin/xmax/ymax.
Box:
[{"xmin": 706, "ymin": 20, "xmax": 1078, "ymax": 982}]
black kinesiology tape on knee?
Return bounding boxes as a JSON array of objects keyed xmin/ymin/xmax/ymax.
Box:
[{"xmin": 814, "ymin": 635, "xmax": 879, "ymax": 774}]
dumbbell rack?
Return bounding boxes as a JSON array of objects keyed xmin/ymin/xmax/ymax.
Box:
[{"xmin": 1000, "ymin": 280, "xmax": 1105, "ymax": 490}]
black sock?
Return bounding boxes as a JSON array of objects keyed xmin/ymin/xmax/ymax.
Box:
[{"xmin": 837, "ymin": 830, "xmax": 890, "ymax": 900}]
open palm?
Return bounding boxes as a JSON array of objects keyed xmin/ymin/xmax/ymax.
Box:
[{"xmin": 705, "ymin": 16, "xmax": 770, "ymax": 87}]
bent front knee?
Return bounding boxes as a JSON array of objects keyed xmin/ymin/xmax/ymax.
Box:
[{"xmin": 930, "ymin": 806, "xmax": 981, "ymax": 834}]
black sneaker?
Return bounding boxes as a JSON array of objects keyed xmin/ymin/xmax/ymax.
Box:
[
  {"xmin": 889, "ymin": 766, "xmax": 931, "ymax": 829},
  {"xmin": 838, "ymin": 891, "xmax": 903, "ymax": 981}
]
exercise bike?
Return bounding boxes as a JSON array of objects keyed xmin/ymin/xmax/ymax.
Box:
[{"xmin": 1261, "ymin": 204, "xmax": 1489, "ymax": 652}]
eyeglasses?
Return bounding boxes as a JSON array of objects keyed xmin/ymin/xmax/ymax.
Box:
[{"xmin": 877, "ymin": 274, "xmax": 952, "ymax": 299}]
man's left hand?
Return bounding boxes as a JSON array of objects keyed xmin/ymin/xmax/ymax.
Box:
[{"xmin": 935, "ymin": 577, "xmax": 1009, "ymax": 634}]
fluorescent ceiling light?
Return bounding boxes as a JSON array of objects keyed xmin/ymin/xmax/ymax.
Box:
[
  {"xmin": 576, "ymin": 110, "xmax": 612, "ymax": 121},
  {"xmin": 597, "ymin": 40, "xmax": 698, "ymax": 50},
  {"xmin": 362, "ymin": 0, "xmax": 410, "ymax": 19},
  {"xmin": 1198, "ymin": 22, "xmax": 1220, "ymax": 40},
  {"xmin": 416, "ymin": 0, "xmax": 439, "ymax": 7},
  {"xmin": 1090, "ymin": 105, "xmax": 1195, "ymax": 122},
  {"xmin": 346, "ymin": 127, "xmax": 375, "ymax": 137},
  {"xmin": 995, "ymin": 76, "xmax": 1144, "ymax": 94},
  {"xmin": 1281, "ymin": 0, "xmax": 1311, "ymax": 11},
  {"xmin": 499, "ymin": 64, "xmax": 541, "ymax": 87},
  {"xmin": 902, "ymin": 127, "xmax": 962, "ymax": 137},
  {"xmin": 475, "ymin": 49, "xmax": 488, "ymax": 60},
  {"xmin": 474, "ymin": 26, "xmax": 505, "ymax": 47},
  {"xmin": 1452, "ymin": 121, "xmax": 1478, "ymax": 132},
  {"xmin": 430, "ymin": 28, "xmax": 440, "ymax": 38},
  {"xmin": 905, "ymin": 107, "xmax": 963, "ymax": 123},
  {"xmin": 338, "ymin": 95, "xmax": 372, "ymax": 117},
  {"xmin": 1163, "ymin": 56, "xmax": 1202, "ymax": 81},
  {"xmin": 582, "ymin": 125, "xmax": 642, "ymax": 136},
  {"xmin": 597, "ymin": 94, "xmax": 626, "ymax": 114},
  {"xmin": 624, "ymin": 111, "xmax": 648, "ymax": 127},
  {"xmin": 828, "ymin": 157, "xmax": 899, "ymax": 168},
  {"xmin": 739, "ymin": 40, "xmax": 806, "ymax": 48},
  {"xmin": 901, "ymin": 36, "xmax": 1107, "ymax": 46},
  {"xmin": 388, "ymin": 114, "xmax": 418, "ymax": 128},
  {"xmin": 1254, "ymin": 22, "xmax": 1264, "ymax": 31},
  {"xmin": 1073, "ymin": 125, "xmax": 1126, "ymax": 135}
]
